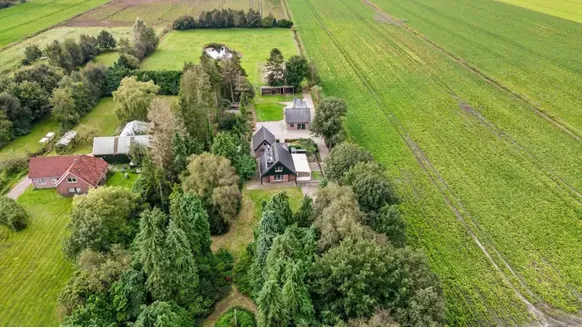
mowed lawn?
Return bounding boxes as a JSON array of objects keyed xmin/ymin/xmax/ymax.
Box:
[
  {"xmin": 254, "ymin": 95, "xmax": 292, "ymax": 121},
  {"xmin": 496, "ymin": 0, "xmax": 582, "ymax": 22},
  {"xmin": 0, "ymin": 0, "xmax": 111, "ymax": 48},
  {"xmin": 0, "ymin": 116, "xmax": 59, "ymax": 161},
  {"xmin": 211, "ymin": 186, "xmax": 303, "ymax": 260},
  {"xmin": 71, "ymin": 97, "xmax": 121, "ymax": 154},
  {"xmin": 0, "ymin": 188, "xmax": 74, "ymax": 326},
  {"xmin": 140, "ymin": 29, "xmax": 298, "ymax": 87},
  {"xmin": 0, "ymin": 27, "xmax": 133, "ymax": 72}
]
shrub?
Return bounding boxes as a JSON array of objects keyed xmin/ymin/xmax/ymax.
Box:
[
  {"xmin": 134, "ymin": 70, "xmax": 181, "ymax": 95},
  {"xmin": 277, "ymin": 19, "xmax": 294, "ymax": 28},
  {"xmin": 24, "ymin": 44, "xmax": 43, "ymax": 63},
  {"xmin": 260, "ymin": 14, "xmax": 276, "ymax": 28},
  {"xmin": 172, "ymin": 15, "xmax": 196, "ymax": 30},
  {"xmin": 0, "ymin": 197, "xmax": 28, "ymax": 231},
  {"xmin": 215, "ymin": 307, "xmax": 256, "ymax": 327}
]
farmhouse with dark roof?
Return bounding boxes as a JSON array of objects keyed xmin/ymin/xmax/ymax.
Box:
[
  {"xmin": 252, "ymin": 126, "xmax": 276, "ymax": 157},
  {"xmin": 259, "ymin": 143, "xmax": 297, "ymax": 184}
]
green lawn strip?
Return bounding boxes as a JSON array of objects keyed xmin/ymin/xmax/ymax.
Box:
[
  {"xmin": 92, "ymin": 51, "xmax": 119, "ymax": 66},
  {"xmin": 106, "ymin": 171, "xmax": 138, "ymax": 189},
  {"xmin": 0, "ymin": 187, "xmax": 73, "ymax": 326},
  {"xmin": 253, "ymin": 94, "xmax": 293, "ymax": 122},
  {"xmin": 140, "ymin": 29, "xmax": 298, "ymax": 88},
  {"xmin": 211, "ymin": 186, "xmax": 303, "ymax": 260},
  {"xmin": 70, "ymin": 97, "xmax": 120, "ymax": 154},
  {"xmin": 0, "ymin": 0, "xmax": 113, "ymax": 48}
]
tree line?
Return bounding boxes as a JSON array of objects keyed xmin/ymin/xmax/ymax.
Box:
[
  {"xmin": 172, "ymin": 9, "xmax": 293, "ymax": 30},
  {"xmin": 58, "ymin": 47, "xmax": 262, "ymax": 324},
  {"xmin": 264, "ymin": 48, "xmax": 318, "ymax": 90}
]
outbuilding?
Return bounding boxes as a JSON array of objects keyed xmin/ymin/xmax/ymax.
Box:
[
  {"xmin": 92, "ymin": 135, "xmax": 150, "ymax": 163},
  {"xmin": 285, "ymin": 98, "xmax": 311, "ymax": 130}
]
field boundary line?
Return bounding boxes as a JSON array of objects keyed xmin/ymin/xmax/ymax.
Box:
[
  {"xmin": 361, "ymin": 0, "xmax": 582, "ymax": 143},
  {"xmin": 157, "ymin": 0, "xmax": 186, "ymax": 21},
  {"xmin": 281, "ymin": 0, "xmax": 307, "ymax": 57}
]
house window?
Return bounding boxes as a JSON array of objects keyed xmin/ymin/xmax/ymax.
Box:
[
  {"xmin": 298, "ymin": 124, "xmax": 306, "ymax": 130},
  {"xmin": 290, "ymin": 123, "xmax": 294, "ymax": 128},
  {"xmin": 68, "ymin": 187, "xmax": 82, "ymax": 193},
  {"xmin": 275, "ymin": 166, "xmax": 283, "ymax": 173},
  {"xmin": 37, "ymin": 179, "xmax": 46, "ymax": 185},
  {"xmin": 67, "ymin": 177, "xmax": 77, "ymax": 183},
  {"xmin": 274, "ymin": 174, "xmax": 285, "ymax": 182},
  {"xmin": 51, "ymin": 178, "xmax": 57, "ymax": 184}
]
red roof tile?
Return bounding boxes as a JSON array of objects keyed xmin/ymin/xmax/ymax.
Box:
[{"xmin": 29, "ymin": 155, "xmax": 108, "ymax": 186}]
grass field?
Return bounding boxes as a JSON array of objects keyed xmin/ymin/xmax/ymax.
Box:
[
  {"xmin": 211, "ymin": 186, "xmax": 303, "ymax": 259},
  {"xmin": 0, "ymin": 188, "xmax": 74, "ymax": 326},
  {"xmin": 0, "ymin": 116, "xmax": 59, "ymax": 161},
  {"xmin": 0, "ymin": 27, "xmax": 133, "ymax": 72},
  {"xmin": 68, "ymin": 0, "xmax": 286, "ymax": 27},
  {"xmin": 105, "ymin": 171, "xmax": 139, "ymax": 188},
  {"xmin": 288, "ymin": 0, "xmax": 582, "ymax": 325},
  {"xmin": 496, "ymin": 0, "xmax": 582, "ymax": 22},
  {"xmin": 93, "ymin": 51, "xmax": 119, "ymax": 66},
  {"xmin": 70, "ymin": 97, "xmax": 121, "ymax": 154},
  {"xmin": 141, "ymin": 29, "xmax": 298, "ymax": 87},
  {"xmin": 0, "ymin": 0, "xmax": 111, "ymax": 48},
  {"xmin": 253, "ymin": 94, "xmax": 292, "ymax": 121}
]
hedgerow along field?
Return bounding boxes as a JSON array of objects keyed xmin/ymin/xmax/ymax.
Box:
[
  {"xmin": 496, "ymin": 0, "xmax": 582, "ymax": 22},
  {"xmin": 0, "ymin": 26, "xmax": 135, "ymax": 72},
  {"xmin": 68, "ymin": 0, "xmax": 286, "ymax": 27},
  {"xmin": 287, "ymin": 0, "xmax": 582, "ymax": 325},
  {"xmin": 0, "ymin": 0, "xmax": 111, "ymax": 48},
  {"xmin": 141, "ymin": 28, "xmax": 298, "ymax": 87}
]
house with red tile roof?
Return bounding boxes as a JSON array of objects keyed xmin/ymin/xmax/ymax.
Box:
[{"xmin": 28, "ymin": 155, "xmax": 109, "ymax": 196}]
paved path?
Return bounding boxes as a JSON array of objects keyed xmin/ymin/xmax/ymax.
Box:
[{"xmin": 6, "ymin": 177, "xmax": 31, "ymax": 200}]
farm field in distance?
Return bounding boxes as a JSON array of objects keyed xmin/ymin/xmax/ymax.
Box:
[
  {"xmin": 0, "ymin": 0, "xmax": 111, "ymax": 48},
  {"xmin": 141, "ymin": 28, "xmax": 298, "ymax": 87},
  {"xmin": 67, "ymin": 0, "xmax": 286, "ymax": 27},
  {"xmin": 287, "ymin": 0, "xmax": 582, "ymax": 325},
  {"xmin": 496, "ymin": 0, "xmax": 582, "ymax": 22}
]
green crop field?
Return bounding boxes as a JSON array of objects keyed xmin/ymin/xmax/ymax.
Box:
[
  {"xmin": 0, "ymin": 27, "xmax": 136, "ymax": 73},
  {"xmin": 141, "ymin": 29, "xmax": 298, "ymax": 87},
  {"xmin": 0, "ymin": 188, "xmax": 74, "ymax": 326},
  {"xmin": 287, "ymin": 0, "xmax": 582, "ymax": 325},
  {"xmin": 496, "ymin": 0, "xmax": 582, "ymax": 22},
  {"xmin": 0, "ymin": 0, "xmax": 111, "ymax": 48}
]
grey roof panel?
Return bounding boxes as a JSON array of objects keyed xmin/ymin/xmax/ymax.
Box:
[
  {"xmin": 259, "ymin": 142, "xmax": 296, "ymax": 176},
  {"xmin": 285, "ymin": 107, "xmax": 311, "ymax": 123},
  {"xmin": 252, "ymin": 126, "xmax": 276, "ymax": 151},
  {"xmin": 92, "ymin": 136, "xmax": 150, "ymax": 156}
]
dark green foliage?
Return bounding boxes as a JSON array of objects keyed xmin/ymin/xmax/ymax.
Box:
[
  {"xmin": 277, "ymin": 19, "xmax": 294, "ymax": 28},
  {"xmin": 215, "ymin": 307, "xmax": 256, "ymax": 327},
  {"xmin": 23, "ymin": 44, "xmax": 42, "ymax": 63},
  {"xmin": 132, "ymin": 18, "xmax": 159, "ymax": 60},
  {"xmin": 211, "ymin": 132, "xmax": 256, "ymax": 181},
  {"xmin": 257, "ymin": 279, "xmax": 288, "ymax": 326},
  {"xmin": 342, "ymin": 162, "xmax": 397, "ymax": 212},
  {"xmin": 265, "ymin": 48, "xmax": 285, "ymax": 86},
  {"xmin": 173, "ymin": 9, "xmax": 291, "ymax": 30},
  {"xmin": 311, "ymin": 97, "xmax": 348, "ymax": 148},
  {"xmin": 234, "ymin": 245, "xmax": 254, "ymax": 297},
  {"xmin": 284, "ymin": 55, "xmax": 309, "ymax": 90},
  {"xmin": 109, "ymin": 268, "xmax": 147, "ymax": 325},
  {"xmin": 178, "ymin": 65, "xmax": 214, "ymax": 148},
  {"xmin": 63, "ymin": 294, "xmax": 116, "ymax": 327},
  {"xmin": 0, "ymin": 91, "xmax": 30, "ymax": 136},
  {"xmin": 0, "ymin": 111, "xmax": 12, "ymax": 147},
  {"xmin": 129, "ymin": 142, "xmax": 148, "ymax": 166},
  {"xmin": 97, "ymin": 30, "xmax": 117, "ymax": 51},
  {"xmin": 13, "ymin": 80, "xmax": 50, "ymax": 121},
  {"xmin": 105, "ymin": 63, "xmax": 131, "ymax": 95},
  {"xmin": 79, "ymin": 34, "xmax": 100, "ymax": 63},
  {"xmin": 324, "ymin": 142, "xmax": 373, "ymax": 182},
  {"xmin": 82, "ymin": 63, "xmax": 108, "ymax": 103},
  {"xmin": 134, "ymin": 301, "xmax": 192, "ymax": 327},
  {"xmin": 44, "ymin": 37, "xmax": 97, "ymax": 72},
  {"xmin": 63, "ymin": 186, "xmax": 141, "ymax": 258},
  {"xmin": 0, "ymin": 196, "xmax": 27, "ymax": 231},
  {"xmin": 369, "ymin": 205, "xmax": 406, "ymax": 248},
  {"xmin": 133, "ymin": 157, "xmax": 173, "ymax": 211},
  {"xmin": 12, "ymin": 64, "xmax": 63, "ymax": 94},
  {"xmin": 134, "ymin": 70, "xmax": 181, "ymax": 95},
  {"xmin": 173, "ymin": 15, "xmax": 196, "ymax": 30},
  {"xmin": 117, "ymin": 53, "xmax": 140, "ymax": 69},
  {"xmin": 294, "ymin": 196, "xmax": 313, "ymax": 228},
  {"xmin": 309, "ymin": 238, "xmax": 444, "ymax": 326},
  {"xmin": 172, "ymin": 132, "xmax": 202, "ymax": 177}
]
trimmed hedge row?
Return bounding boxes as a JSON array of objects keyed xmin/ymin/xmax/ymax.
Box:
[{"xmin": 105, "ymin": 67, "xmax": 181, "ymax": 96}]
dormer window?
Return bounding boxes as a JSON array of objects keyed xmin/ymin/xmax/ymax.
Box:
[
  {"xmin": 67, "ymin": 177, "xmax": 77, "ymax": 183},
  {"xmin": 275, "ymin": 166, "xmax": 283, "ymax": 173}
]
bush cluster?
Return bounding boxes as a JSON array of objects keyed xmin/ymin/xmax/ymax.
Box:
[
  {"xmin": 0, "ymin": 196, "xmax": 28, "ymax": 231},
  {"xmin": 214, "ymin": 307, "xmax": 256, "ymax": 327},
  {"xmin": 172, "ymin": 9, "xmax": 293, "ymax": 30}
]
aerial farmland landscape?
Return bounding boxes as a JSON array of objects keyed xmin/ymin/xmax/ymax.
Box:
[{"xmin": 0, "ymin": 0, "xmax": 581, "ymax": 326}]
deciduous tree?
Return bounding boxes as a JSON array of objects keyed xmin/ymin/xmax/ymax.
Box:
[
  {"xmin": 97, "ymin": 30, "xmax": 117, "ymax": 51},
  {"xmin": 323, "ymin": 142, "xmax": 373, "ymax": 182},
  {"xmin": 178, "ymin": 66, "xmax": 214, "ymax": 148},
  {"xmin": 284, "ymin": 55, "xmax": 309, "ymax": 90},
  {"xmin": 311, "ymin": 97, "xmax": 348, "ymax": 148},
  {"xmin": 113, "ymin": 76, "xmax": 159, "ymax": 122},
  {"xmin": 148, "ymin": 98, "xmax": 178, "ymax": 172},
  {"xmin": 50, "ymin": 86, "xmax": 79, "ymax": 130}
]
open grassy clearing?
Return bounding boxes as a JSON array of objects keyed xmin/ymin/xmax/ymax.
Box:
[
  {"xmin": 371, "ymin": 0, "xmax": 582, "ymax": 138},
  {"xmin": 0, "ymin": 171, "xmax": 137, "ymax": 326},
  {"xmin": 211, "ymin": 186, "xmax": 303, "ymax": 260},
  {"xmin": 288, "ymin": 0, "xmax": 582, "ymax": 325},
  {"xmin": 496, "ymin": 0, "xmax": 582, "ymax": 23},
  {"xmin": 70, "ymin": 97, "xmax": 121, "ymax": 154},
  {"xmin": 0, "ymin": 116, "xmax": 59, "ymax": 161},
  {"xmin": 0, "ymin": 0, "xmax": 111, "ymax": 48},
  {"xmin": 0, "ymin": 188, "xmax": 73, "ymax": 326},
  {"xmin": 141, "ymin": 29, "xmax": 298, "ymax": 87},
  {"xmin": 0, "ymin": 27, "xmax": 135, "ymax": 72},
  {"xmin": 68, "ymin": 0, "xmax": 286, "ymax": 27},
  {"xmin": 253, "ymin": 94, "xmax": 292, "ymax": 121}
]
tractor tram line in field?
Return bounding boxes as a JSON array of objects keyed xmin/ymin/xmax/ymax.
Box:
[
  {"xmin": 300, "ymin": 0, "xmax": 553, "ymax": 323},
  {"xmin": 377, "ymin": 0, "xmax": 582, "ymax": 138},
  {"xmin": 354, "ymin": 0, "xmax": 582, "ymax": 206}
]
